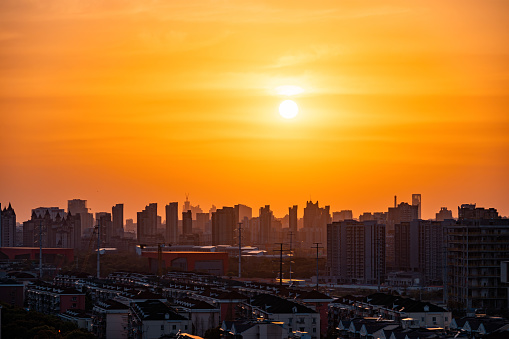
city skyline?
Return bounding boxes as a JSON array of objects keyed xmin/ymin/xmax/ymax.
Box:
[{"xmin": 1, "ymin": 1, "xmax": 508, "ymax": 223}]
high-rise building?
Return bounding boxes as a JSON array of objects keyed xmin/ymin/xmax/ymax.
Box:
[
  {"xmin": 436, "ymin": 207, "xmax": 453, "ymax": 221},
  {"xmin": 96, "ymin": 212, "xmax": 112, "ymax": 246},
  {"xmin": 412, "ymin": 194, "xmax": 421, "ymax": 219},
  {"xmin": 258, "ymin": 205, "xmax": 273, "ymax": 247},
  {"xmin": 332, "ymin": 210, "xmax": 353, "ymax": 222},
  {"xmin": 1, "ymin": 203, "xmax": 16, "ymax": 247},
  {"xmin": 165, "ymin": 202, "xmax": 178, "ymax": 244},
  {"xmin": 289, "ymin": 205, "xmax": 298, "ymax": 234},
  {"xmin": 303, "ymin": 201, "xmax": 331, "ymax": 247},
  {"xmin": 211, "ymin": 207, "xmax": 236, "ymax": 245},
  {"xmin": 182, "ymin": 210, "xmax": 192, "ymax": 235},
  {"xmin": 137, "ymin": 203, "xmax": 158, "ymax": 244},
  {"xmin": 326, "ymin": 220, "xmax": 385, "ymax": 285},
  {"xmin": 23, "ymin": 208, "xmax": 80, "ymax": 249},
  {"xmin": 234, "ymin": 204, "xmax": 252, "ymax": 223},
  {"xmin": 393, "ymin": 220, "xmax": 449, "ymax": 285},
  {"xmin": 32, "ymin": 207, "xmax": 65, "ymax": 221},
  {"xmin": 386, "ymin": 201, "xmax": 419, "ymax": 270},
  {"xmin": 112, "ymin": 204, "xmax": 124, "ymax": 237},
  {"xmin": 445, "ymin": 217, "xmax": 509, "ymax": 311},
  {"xmin": 458, "ymin": 204, "xmax": 498, "ymax": 220},
  {"xmin": 68, "ymin": 199, "xmax": 93, "ymax": 235}
]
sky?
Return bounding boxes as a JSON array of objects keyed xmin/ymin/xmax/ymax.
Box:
[{"xmin": 1, "ymin": 0, "xmax": 508, "ymax": 222}]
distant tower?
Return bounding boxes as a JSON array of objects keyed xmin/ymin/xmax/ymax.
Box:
[
  {"xmin": 165, "ymin": 202, "xmax": 178, "ymax": 244},
  {"xmin": 259, "ymin": 205, "xmax": 273, "ymax": 246},
  {"xmin": 182, "ymin": 210, "xmax": 192, "ymax": 235},
  {"xmin": 0, "ymin": 203, "xmax": 16, "ymax": 247},
  {"xmin": 394, "ymin": 195, "xmax": 397, "ymax": 208},
  {"xmin": 289, "ymin": 205, "xmax": 298, "ymax": 234},
  {"xmin": 112, "ymin": 203, "xmax": 124, "ymax": 237},
  {"xmin": 412, "ymin": 194, "xmax": 421, "ymax": 219},
  {"xmin": 212, "ymin": 207, "xmax": 236, "ymax": 245}
]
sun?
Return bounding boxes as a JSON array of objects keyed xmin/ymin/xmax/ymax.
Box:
[{"xmin": 279, "ymin": 100, "xmax": 299, "ymax": 119}]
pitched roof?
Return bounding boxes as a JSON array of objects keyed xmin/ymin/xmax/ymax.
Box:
[
  {"xmin": 132, "ymin": 300, "xmax": 187, "ymax": 321},
  {"xmin": 250, "ymin": 294, "xmax": 316, "ymax": 314}
]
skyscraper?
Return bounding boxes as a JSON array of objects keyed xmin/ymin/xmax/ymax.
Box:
[
  {"xmin": 412, "ymin": 194, "xmax": 421, "ymax": 219},
  {"xmin": 258, "ymin": 205, "xmax": 273, "ymax": 246},
  {"xmin": 289, "ymin": 205, "xmax": 298, "ymax": 234},
  {"xmin": 112, "ymin": 203, "xmax": 124, "ymax": 238},
  {"xmin": 165, "ymin": 202, "xmax": 178, "ymax": 244},
  {"xmin": 68, "ymin": 199, "xmax": 93, "ymax": 235},
  {"xmin": 303, "ymin": 201, "xmax": 331, "ymax": 247},
  {"xmin": 182, "ymin": 210, "xmax": 192, "ymax": 235},
  {"xmin": 0, "ymin": 203, "xmax": 16, "ymax": 247},
  {"xmin": 137, "ymin": 203, "xmax": 157, "ymax": 244},
  {"xmin": 211, "ymin": 207, "xmax": 236, "ymax": 245},
  {"xmin": 96, "ymin": 212, "xmax": 112, "ymax": 246},
  {"xmin": 327, "ymin": 220, "xmax": 385, "ymax": 285}
]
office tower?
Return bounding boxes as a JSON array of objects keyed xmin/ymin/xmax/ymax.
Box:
[
  {"xmin": 327, "ymin": 220, "xmax": 385, "ymax": 285},
  {"xmin": 182, "ymin": 210, "xmax": 192, "ymax": 235},
  {"xmin": 195, "ymin": 212, "xmax": 210, "ymax": 233},
  {"xmin": 258, "ymin": 205, "xmax": 273, "ymax": 246},
  {"xmin": 1, "ymin": 203, "xmax": 16, "ymax": 247},
  {"xmin": 68, "ymin": 199, "xmax": 93, "ymax": 234},
  {"xmin": 458, "ymin": 203, "xmax": 498, "ymax": 220},
  {"xmin": 137, "ymin": 203, "xmax": 157, "ymax": 244},
  {"xmin": 445, "ymin": 216, "xmax": 509, "ymax": 311},
  {"xmin": 211, "ymin": 207, "xmax": 236, "ymax": 245},
  {"xmin": 289, "ymin": 205, "xmax": 298, "ymax": 234},
  {"xmin": 436, "ymin": 207, "xmax": 453, "ymax": 221},
  {"xmin": 412, "ymin": 194, "xmax": 421, "ymax": 219},
  {"xmin": 393, "ymin": 220, "xmax": 447, "ymax": 285},
  {"xmin": 234, "ymin": 204, "xmax": 252, "ymax": 223},
  {"xmin": 165, "ymin": 202, "xmax": 178, "ymax": 244},
  {"xmin": 112, "ymin": 204, "xmax": 124, "ymax": 237},
  {"xmin": 96, "ymin": 212, "xmax": 112, "ymax": 246},
  {"xmin": 303, "ymin": 201, "xmax": 331, "ymax": 247},
  {"xmin": 333, "ymin": 210, "xmax": 353, "ymax": 222}
]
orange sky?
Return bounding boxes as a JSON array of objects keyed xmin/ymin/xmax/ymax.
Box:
[{"xmin": 1, "ymin": 0, "xmax": 508, "ymax": 221}]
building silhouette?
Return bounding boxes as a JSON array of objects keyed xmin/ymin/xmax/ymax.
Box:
[
  {"xmin": 23, "ymin": 209, "xmax": 81, "ymax": 248},
  {"xmin": 68, "ymin": 199, "xmax": 93, "ymax": 234},
  {"xmin": 436, "ymin": 207, "xmax": 453, "ymax": 221},
  {"xmin": 386, "ymin": 201, "xmax": 419, "ymax": 270},
  {"xmin": 137, "ymin": 203, "xmax": 158, "ymax": 244},
  {"xmin": 326, "ymin": 220, "xmax": 385, "ymax": 285},
  {"xmin": 96, "ymin": 212, "xmax": 112, "ymax": 246},
  {"xmin": 332, "ymin": 210, "xmax": 353, "ymax": 222},
  {"xmin": 458, "ymin": 203, "xmax": 498, "ymax": 220},
  {"xmin": 289, "ymin": 205, "xmax": 298, "ymax": 234},
  {"xmin": 303, "ymin": 201, "xmax": 331, "ymax": 247},
  {"xmin": 412, "ymin": 194, "xmax": 422, "ymax": 219},
  {"xmin": 165, "ymin": 202, "xmax": 178, "ymax": 244},
  {"xmin": 1, "ymin": 203, "xmax": 16, "ymax": 247},
  {"xmin": 182, "ymin": 210, "xmax": 192, "ymax": 235},
  {"xmin": 112, "ymin": 204, "xmax": 124, "ymax": 238},
  {"xmin": 445, "ymin": 215, "xmax": 509, "ymax": 311},
  {"xmin": 258, "ymin": 205, "xmax": 273, "ymax": 247},
  {"xmin": 211, "ymin": 207, "xmax": 236, "ymax": 245},
  {"xmin": 234, "ymin": 204, "xmax": 252, "ymax": 223}
]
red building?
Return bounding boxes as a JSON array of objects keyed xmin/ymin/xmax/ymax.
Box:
[
  {"xmin": 141, "ymin": 251, "xmax": 228, "ymax": 275},
  {"xmin": 0, "ymin": 280, "xmax": 25, "ymax": 307},
  {"xmin": 26, "ymin": 282, "xmax": 85, "ymax": 314},
  {"xmin": 0, "ymin": 247, "xmax": 74, "ymax": 263}
]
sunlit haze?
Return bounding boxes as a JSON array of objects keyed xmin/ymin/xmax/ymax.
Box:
[{"xmin": 1, "ymin": 0, "xmax": 508, "ymax": 221}]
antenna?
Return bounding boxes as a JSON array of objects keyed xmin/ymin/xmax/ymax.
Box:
[{"xmin": 274, "ymin": 243, "xmax": 285, "ymax": 286}]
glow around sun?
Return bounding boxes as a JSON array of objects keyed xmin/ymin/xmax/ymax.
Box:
[{"xmin": 279, "ymin": 99, "xmax": 299, "ymax": 119}]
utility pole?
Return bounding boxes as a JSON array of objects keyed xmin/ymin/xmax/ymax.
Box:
[
  {"xmin": 238, "ymin": 222, "xmax": 242, "ymax": 278},
  {"xmin": 312, "ymin": 243, "xmax": 323, "ymax": 289},
  {"xmin": 97, "ymin": 220, "xmax": 101, "ymax": 279},
  {"xmin": 274, "ymin": 243, "xmax": 284, "ymax": 286},
  {"xmin": 39, "ymin": 220, "xmax": 43, "ymax": 279}
]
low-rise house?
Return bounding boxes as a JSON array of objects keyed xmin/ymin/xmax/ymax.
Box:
[
  {"xmin": 173, "ymin": 297, "xmax": 220, "ymax": 337},
  {"xmin": 221, "ymin": 319, "xmax": 285, "ymax": 339},
  {"xmin": 129, "ymin": 299, "xmax": 191, "ymax": 339},
  {"xmin": 26, "ymin": 281, "xmax": 85, "ymax": 314},
  {"xmin": 59, "ymin": 309, "xmax": 93, "ymax": 332},
  {"xmin": 92, "ymin": 299, "xmax": 130, "ymax": 339}
]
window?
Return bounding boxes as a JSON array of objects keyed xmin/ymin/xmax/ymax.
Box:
[
  {"xmin": 185, "ymin": 325, "xmax": 188, "ymax": 330},
  {"xmin": 313, "ymin": 328, "xmax": 316, "ymax": 333},
  {"xmin": 300, "ymin": 327, "xmax": 305, "ymax": 332},
  {"xmin": 71, "ymin": 297, "xmax": 77, "ymax": 301},
  {"xmin": 72, "ymin": 303, "xmax": 77, "ymax": 308},
  {"xmin": 173, "ymin": 325, "xmax": 177, "ymax": 330},
  {"xmin": 161, "ymin": 325, "xmax": 164, "ymax": 330}
]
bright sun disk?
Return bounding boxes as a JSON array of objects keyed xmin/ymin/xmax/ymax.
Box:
[{"xmin": 279, "ymin": 100, "xmax": 299, "ymax": 119}]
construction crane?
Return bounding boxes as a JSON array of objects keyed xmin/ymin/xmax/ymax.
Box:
[{"xmin": 81, "ymin": 226, "xmax": 98, "ymax": 273}]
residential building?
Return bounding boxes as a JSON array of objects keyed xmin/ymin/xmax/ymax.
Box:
[
  {"xmin": 137, "ymin": 203, "xmax": 158, "ymax": 244},
  {"xmin": 289, "ymin": 205, "xmax": 298, "ymax": 234},
  {"xmin": 92, "ymin": 299, "xmax": 130, "ymax": 339},
  {"xmin": 112, "ymin": 204, "xmax": 124, "ymax": 238},
  {"xmin": 326, "ymin": 220, "xmax": 385, "ymax": 285},
  {"xmin": 166, "ymin": 202, "xmax": 179, "ymax": 244},
  {"xmin": 302, "ymin": 201, "xmax": 331, "ymax": 248},
  {"xmin": 26, "ymin": 282, "xmax": 85, "ymax": 314},
  {"xmin": 259, "ymin": 205, "xmax": 273, "ymax": 247},
  {"xmin": 332, "ymin": 210, "xmax": 353, "ymax": 222},
  {"xmin": 68, "ymin": 199, "xmax": 93, "ymax": 233},
  {"xmin": 436, "ymin": 207, "xmax": 453, "ymax": 221},
  {"xmin": 212, "ymin": 207, "xmax": 236, "ymax": 246},
  {"xmin": 0, "ymin": 203, "xmax": 16, "ymax": 247},
  {"xmin": 182, "ymin": 210, "xmax": 192, "ymax": 236}
]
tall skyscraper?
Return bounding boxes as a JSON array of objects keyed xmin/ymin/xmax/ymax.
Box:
[
  {"xmin": 258, "ymin": 205, "xmax": 273, "ymax": 247},
  {"xmin": 137, "ymin": 203, "xmax": 157, "ymax": 244},
  {"xmin": 68, "ymin": 199, "xmax": 93, "ymax": 235},
  {"xmin": 412, "ymin": 194, "xmax": 422, "ymax": 219},
  {"xmin": 96, "ymin": 212, "xmax": 112, "ymax": 246},
  {"xmin": 303, "ymin": 201, "xmax": 331, "ymax": 247},
  {"xmin": 386, "ymin": 201, "xmax": 419, "ymax": 270},
  {"xmin": 211, "ymin": 207, "xmax": 236, "ymax": 245},
  {"xmin": 165, "ymin": 202, "xmax": 178, "ymax": 244},
  {"xmin": 182, "ymin": 210, "xmax": 192, "ymax": 235},
  {"xmin": 327, "ymin": 220, "xmax": 385, "ymax": 285},
  {"xmin": 0, "ymin": 203, "xmax": 16, "ymax": 247},
  {"xmin": 112, "ymin": 204, "xmax": 124, "ymax": 237},
  {"xmin": 289, "ymin": 205, "xmax": 298, "ymax": 234}
]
